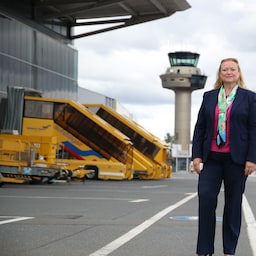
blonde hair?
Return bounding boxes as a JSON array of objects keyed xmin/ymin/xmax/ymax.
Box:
[{"xmin": 214, "ymin": 58, "xmax": 246, "ymax": 89}]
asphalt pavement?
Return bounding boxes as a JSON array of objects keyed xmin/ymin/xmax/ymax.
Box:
[{"xmin": 0, "ymin": 172, "xmax": 255, "ymax": 256}]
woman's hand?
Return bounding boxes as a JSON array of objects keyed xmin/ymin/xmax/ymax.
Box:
[
  {"xmin": 193, "ymin": 158, "xmax": 203, "ymax": 174},
  {"xmin": 245, "ymin": 161, "xmax": 256, "ymax": 176}
]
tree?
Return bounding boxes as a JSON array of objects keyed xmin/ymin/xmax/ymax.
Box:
[{"xmin": 164, "ymin": 132, "xmax": 174, "ymax": 144}]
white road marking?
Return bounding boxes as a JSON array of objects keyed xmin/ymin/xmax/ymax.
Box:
[
  {"xmin": 243, "ymin": 195, "xmax": 256, "ymax": 256},
  {"xmin": 0, "ymin": 195, "xmax": 146, "ymax": 201},
  {"xmin": 129, "ymin": 199, "xmax": 149, "ymax": 203},
  {"xmin": 88, "ymin": 192, "xmax": 197, "ymax": 256},
  {"xmin": 0, "ymin": 216, "xmax": 34, "ymax": 225},
  {"xmin": 141, "ymin": 185, "xmax": 168, "ymax": 189}
]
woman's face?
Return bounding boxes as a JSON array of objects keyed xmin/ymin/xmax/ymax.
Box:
[{"xmin": 220, "ymin": 60, "xmax": 240, "ymax": 85}]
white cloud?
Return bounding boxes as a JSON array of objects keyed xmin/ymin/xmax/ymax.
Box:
[{"xmin": 75, "ymin": 0, "xmax": 256, "ymax": 140}]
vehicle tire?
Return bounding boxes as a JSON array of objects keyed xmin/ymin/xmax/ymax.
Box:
[
  {"xmin": 0, "ymin": 173, "xmax": 5, "ymax": 186},
  {"xmin": 84, "ymin": 166, "xmax": 98, "ymax": 180},
  {"xmin": 41, "ymin": 177, "xmax": 50, "ymax": 184}
]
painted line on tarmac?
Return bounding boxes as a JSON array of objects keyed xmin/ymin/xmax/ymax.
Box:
[
  {"xmin": 129, "ymin": 199, "xmax": 149, "ymax": 203},
  {"xmin": 141, "ymin": 185, "xmax": 168, "ymax": 189},
  {"xmin": 0, "ymin": 195, "xmax": 146, "ymax": 201},
  {"xmin": 242, "ymin": 195, "xmax": 256, "ymax": 256},
  {"xmin": 0, "ymin": 216, "xmax": 34, "ymax": 225},
  {"xmin": 88, "ymin": 192, "xmax": 197, "ymax": 256}
]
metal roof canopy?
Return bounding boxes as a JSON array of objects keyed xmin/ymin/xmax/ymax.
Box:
[{"xmin": 33, "ymin": 0, "xmax": 191, "ymax": 39}]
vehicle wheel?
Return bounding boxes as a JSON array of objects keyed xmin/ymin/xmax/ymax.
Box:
[
  {"xmin": 0, "ymin": 173, "xmax": 4, "ymax": 186},
  {"xmin": 84, "ymin": 166, "xmax": 98, "ymax": 180},
  {"xmin": 41, "ymin": 177, "xmax": 50, "ymax": 184}
]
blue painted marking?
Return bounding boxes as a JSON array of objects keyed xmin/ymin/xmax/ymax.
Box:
[
  {"xmin": 62, "ymin": 141, "xmax": 103, "ymax": 158},
  {"xmin": 170, "ymin": 216, "xmax": 222, "ymax": 221},
  {"xmin": 23, "ymin": 168, "xmax": 32, "ymax": 174}
]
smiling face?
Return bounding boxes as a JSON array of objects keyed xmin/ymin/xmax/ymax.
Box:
[{"xmin": 219, "ymin": 60, "xmax": 240, "ymax": 87}]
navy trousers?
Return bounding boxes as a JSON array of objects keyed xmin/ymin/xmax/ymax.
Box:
[{"xmin": 196, "ymin": 152, "xmax": 247, "ymax": 255}]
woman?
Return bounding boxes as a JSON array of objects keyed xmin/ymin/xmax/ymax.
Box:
[{"xmin": 192, "ymin": 58, "xmax": 256, "ymax": 256}]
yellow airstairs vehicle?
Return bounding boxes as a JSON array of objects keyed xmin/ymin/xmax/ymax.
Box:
[{"xmin": 0, "ymin": 87, "xmax": 133, "ymax": 185}]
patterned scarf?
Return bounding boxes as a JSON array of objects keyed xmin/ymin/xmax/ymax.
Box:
[{"xmin": 217, "ymin": 85, "xmax": 238, "ymax": 147}]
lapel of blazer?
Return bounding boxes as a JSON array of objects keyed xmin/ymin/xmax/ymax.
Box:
[
  {"xmin": 207, "ymin": 89, "xmax": 219, "ymax": 122},
  {"xmin": 231, "ymin": 87, "xmax": 244, "ymax": 115}
]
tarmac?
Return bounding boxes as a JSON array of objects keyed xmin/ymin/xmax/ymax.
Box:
[{"xmin": 0, "ymin": 171, "xmax": 255, "ymax": 256}]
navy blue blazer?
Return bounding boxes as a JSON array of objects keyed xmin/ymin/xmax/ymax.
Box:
[{"xmin": 192, "ymin": 87, "xmax": 256, "ymax": 165}]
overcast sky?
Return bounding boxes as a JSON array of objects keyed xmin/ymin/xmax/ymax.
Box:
[{"xmin": 75, "ymin": 0, "xmax": 256, "ymax": 141}]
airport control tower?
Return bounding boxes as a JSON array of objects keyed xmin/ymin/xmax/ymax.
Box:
[{"xmin": 160, "ymin": 51, "xmax": 207, "ymax": 151}]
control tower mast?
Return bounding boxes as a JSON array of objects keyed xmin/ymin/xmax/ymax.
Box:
[{"xmin": 160, "ymin": 51, "xmax": 207, "ymax": 150}]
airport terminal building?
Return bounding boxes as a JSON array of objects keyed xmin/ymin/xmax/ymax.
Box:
[
  {"xmin": 0, "ymin": 1, "xmax": 79, "ymax": 108},
  {"xmin": 0, "ymin": 0, "xmax": 190, "ymax": 128}
]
